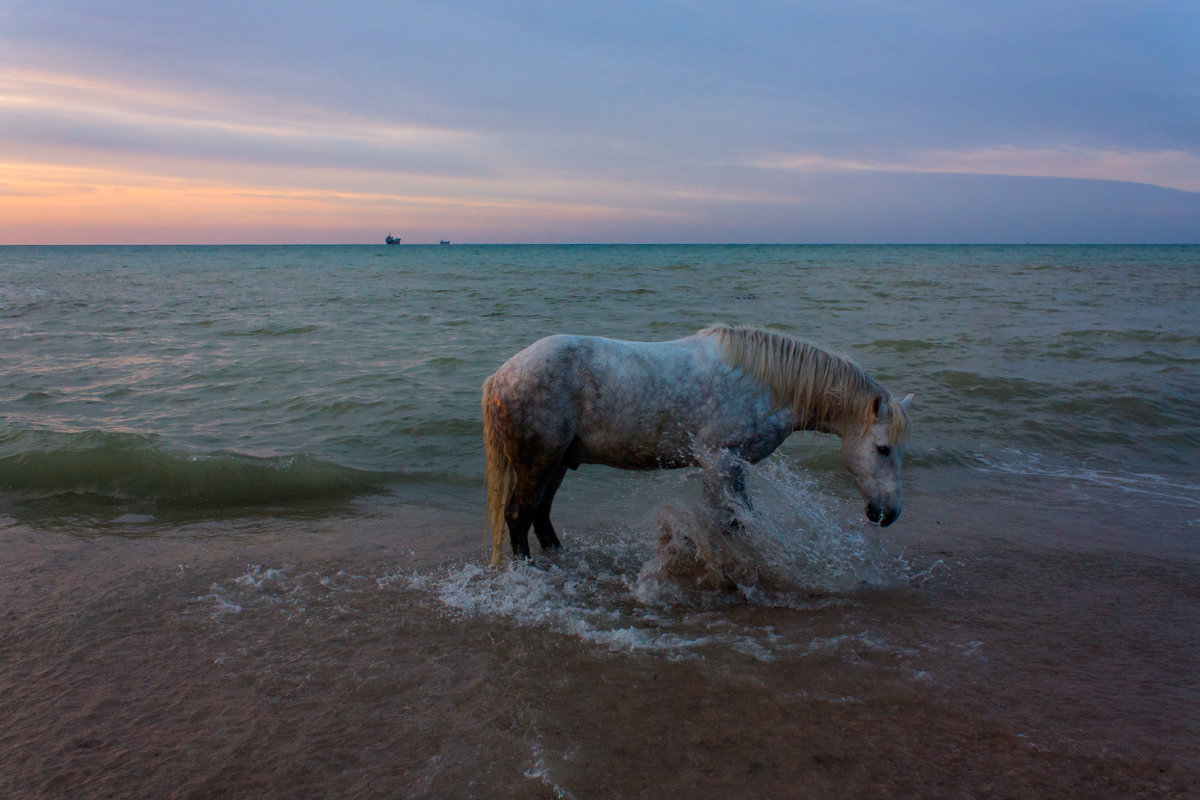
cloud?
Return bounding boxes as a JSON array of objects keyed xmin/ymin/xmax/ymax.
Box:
[
  {"xmin": 0, "ymin": 69, "xmax": 788, "ymax": 218},
  {"xmin": 746, "ymin": 146, "xmax": 1200, "ymax": 193},
  {"xmin": 0, "ymin": 70, "xmax": 483, "ymax": 174}
]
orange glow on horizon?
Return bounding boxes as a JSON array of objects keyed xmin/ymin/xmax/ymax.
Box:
[{"xmin": 0, "ymin": 161, "xmax": 682, "ymax": 244}]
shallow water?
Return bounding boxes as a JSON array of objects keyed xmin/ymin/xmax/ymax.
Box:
[{"xmin": 1, "ymin": 244, "xmax": 1198, "ymax": 797}]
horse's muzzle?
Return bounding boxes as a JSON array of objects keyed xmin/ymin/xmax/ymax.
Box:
[{"xmin": 866, "ymin": 501, "xmax": 900, "ymax": 527}]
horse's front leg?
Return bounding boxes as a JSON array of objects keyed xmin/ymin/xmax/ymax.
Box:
[
  {"xmin": 703, "ymin": 454, "xmax": 751, "ymax": 532},
  {"xmin": 726, "ymin": 461, "xmax": 750, "ymax": 512}
]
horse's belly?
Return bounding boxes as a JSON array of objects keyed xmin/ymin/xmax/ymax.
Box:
[
  {"xmin": 576, "ymin": 423, "xmax": 698, "ymax": 470},
  {"xmin": 576, "ymin": 403, "xmax": 792, "ymax": 470}
]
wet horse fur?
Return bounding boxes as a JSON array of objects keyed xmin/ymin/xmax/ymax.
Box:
[{"xmin": 482, "ymin": 325, "xmax": 912, "ymax": 565}]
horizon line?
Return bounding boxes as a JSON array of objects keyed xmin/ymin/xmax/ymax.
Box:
[{"xmin": 3, "ymin": 241, "xmax": 1199, "ymax": 247}]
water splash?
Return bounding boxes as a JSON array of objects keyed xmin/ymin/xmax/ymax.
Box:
[
  {"xmin": 636, "ymin": 456, "xmax": 901, "ymax": 603},
  {"xmin": 405, "ymin": 456, "xmax": 912, "ymax": 655}
]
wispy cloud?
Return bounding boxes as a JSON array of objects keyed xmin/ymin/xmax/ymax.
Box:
[
  {"xmin": 1, "ymin": 68, "xmax": 779, "ymax": 242},
  {"xmin": 0, "ymin": 69, "xmax": 481, "ymax": 173},
  {"xmin": 746, "ymin": 146, "xmax": 1200, "ymax": 193}
]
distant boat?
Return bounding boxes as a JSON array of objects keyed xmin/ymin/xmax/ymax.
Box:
[
  {"xmin": 439, "ymin": 240, "xmax": 450, "ymax": 246},
  {"xmin": 385, "ymin": 234, "xmax": 402, "ymax": 245}
]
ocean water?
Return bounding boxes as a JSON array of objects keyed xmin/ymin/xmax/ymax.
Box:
[{"xmin": 2, "ymin": 244, "xmax": 1198, "ymax": 798}]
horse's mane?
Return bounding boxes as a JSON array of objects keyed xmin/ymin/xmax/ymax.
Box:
[{"xmin": 700, "ymin": 324, "xmax": 909, "ymax": 441}]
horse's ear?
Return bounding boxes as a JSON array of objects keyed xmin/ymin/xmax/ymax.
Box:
[
  {"xmin": 873, "ymin": 394, "xmax": 888, "ymax": 420},
  {"xmin": 900, "ymin": 393, "xmax": 914, "ymax": 410}
]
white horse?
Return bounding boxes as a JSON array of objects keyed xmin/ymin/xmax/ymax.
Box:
[{"xmin": 482, "ymin": 325, "xmax": 912, "ymax": 565}]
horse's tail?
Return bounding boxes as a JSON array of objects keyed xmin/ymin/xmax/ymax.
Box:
[{"xmin": 482, "ymin": 374, "xmax": 514, "ymax": 567}]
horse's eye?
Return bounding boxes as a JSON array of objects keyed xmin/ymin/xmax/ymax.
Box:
[{"xmin": 876, "ymin": 445, "xmax": 892, "ymax": 457}]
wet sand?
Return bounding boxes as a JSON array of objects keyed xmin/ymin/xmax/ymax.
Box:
[{"xmin": 2, "ymin": 472, "xmax": 1198, "ymax": 799}]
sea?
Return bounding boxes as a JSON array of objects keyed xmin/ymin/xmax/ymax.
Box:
[{"xmin": 1, "ymin": 244, "xmax": 1197, "ymax": 798}]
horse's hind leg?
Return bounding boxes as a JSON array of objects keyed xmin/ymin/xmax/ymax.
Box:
[
  {"xmin": 507, "ymin": 458, "xmax": 567, "ymax": 558},
  {"xmin": 506, "ymin": 504, "xmax": 536, "ymax": 558},
  {"xmin": 532, "ymin": 461, "xmax": 569, "ymax": 551}
]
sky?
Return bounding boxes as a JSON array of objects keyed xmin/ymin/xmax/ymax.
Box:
[{"xmin": 1, "ymin": 0, "xmax": 1198, "ymax": 244}]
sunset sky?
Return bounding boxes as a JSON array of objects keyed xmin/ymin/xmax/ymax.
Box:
[{"xmin": 2, "ymin": 1, "xmax": 1198, "ymax": 244}]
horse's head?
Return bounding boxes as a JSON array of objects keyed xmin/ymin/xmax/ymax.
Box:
[{"xmin": 840, "ymin": 392, "xmax": 913, "ymax": 527}]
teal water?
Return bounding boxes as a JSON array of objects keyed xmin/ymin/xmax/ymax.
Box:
[
  {"xmin": 2, "ymin": 244, "xmax": 1196, "ymax": 523},
  {"xmin": 2, "ymin": 244, "xmax": 1198, "ymax": 798}
]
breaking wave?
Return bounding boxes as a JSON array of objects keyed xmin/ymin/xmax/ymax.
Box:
[{"xmin": 0, "ymin": 429, "xmax": 388, "ymax": 508}]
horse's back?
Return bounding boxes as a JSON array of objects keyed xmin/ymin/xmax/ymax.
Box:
[
  {"xmin": 486, "ymin": 334, "xmax": 586, "ymax": 432},
  {"xmin": 493, "ymin": 333, "xmax": 709, "ymax": 401},
  {"xmin": 495, "ymin": 333, "xmax": 702, "ymax": 380},
  {"xmin": 486, "ymin": 334, "xmax": 700, "ymax": 462},
  {"xmin": 487, "ymin": 333, "xmax": 788, "ymax": 468}
]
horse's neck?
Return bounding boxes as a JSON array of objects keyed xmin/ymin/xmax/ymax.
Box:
[
  {"xmin": 789, "ymin": 379, "xmax": 863, "ymax": 439},
  {"xmin": 700, "ymin": 326, "xmax": 873, "ymax": 439},
  {"xmin": 798, "ymin": 414, "xmax": 847, "ymax": 438}
]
